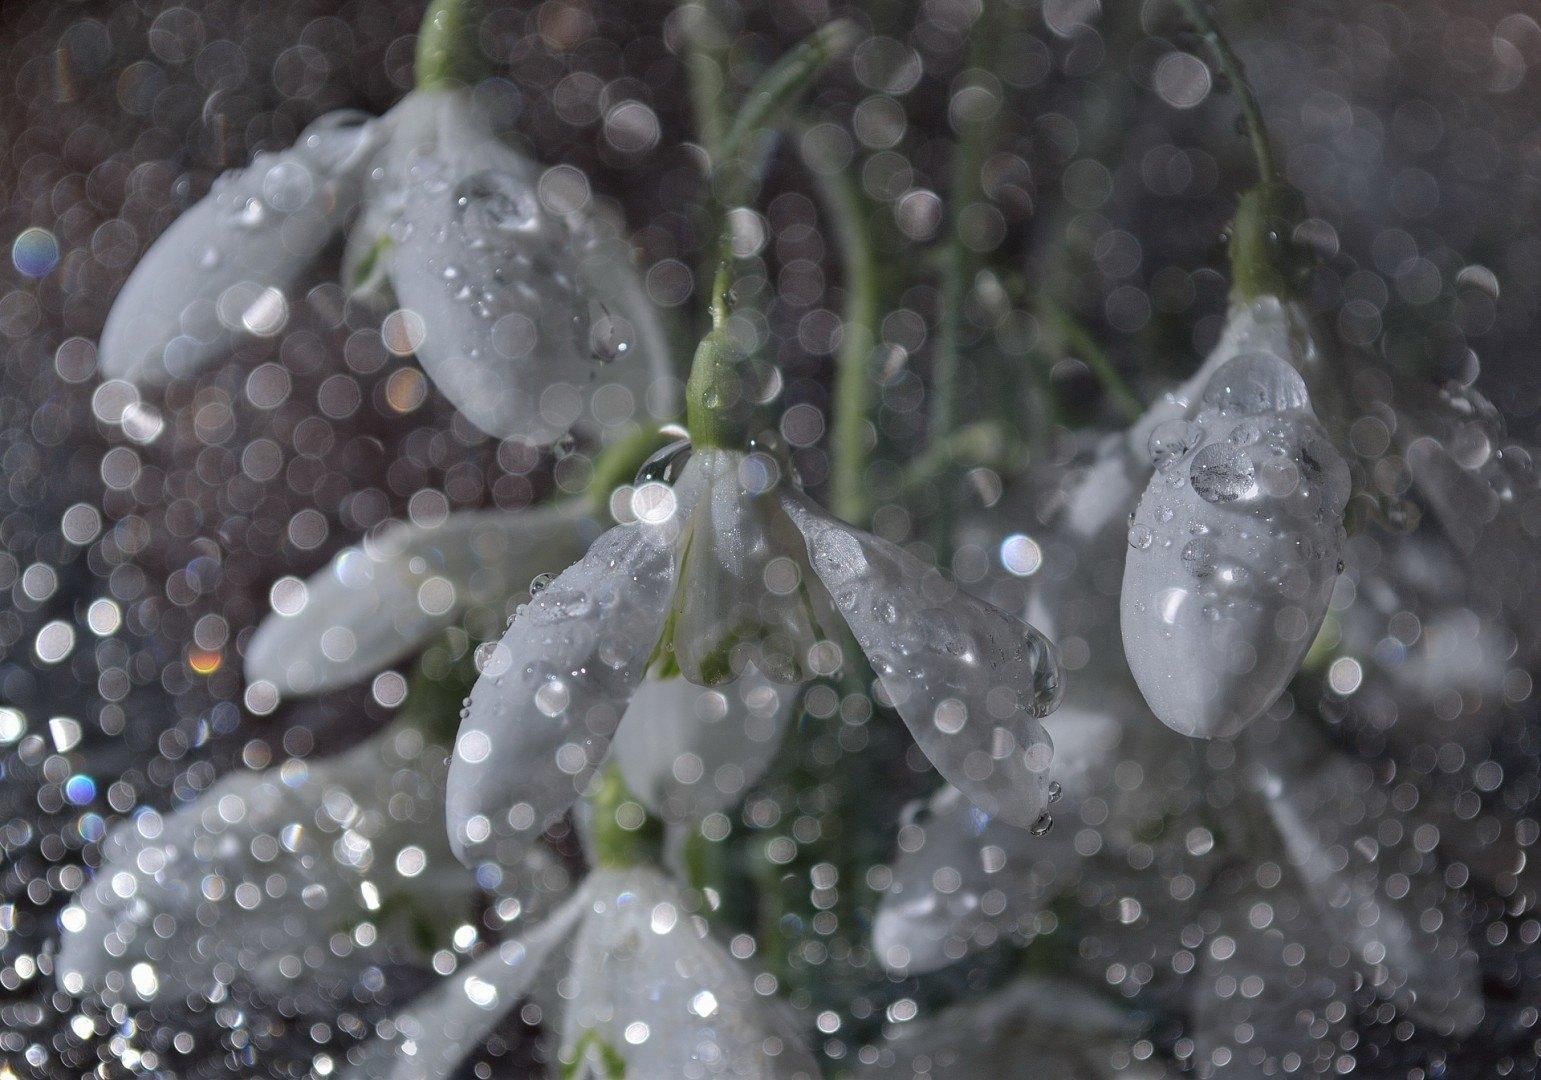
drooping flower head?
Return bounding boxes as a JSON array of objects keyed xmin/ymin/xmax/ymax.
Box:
[{"xmin": 447, "ymin": 326, "xmax": 1063, "ymax": 867}]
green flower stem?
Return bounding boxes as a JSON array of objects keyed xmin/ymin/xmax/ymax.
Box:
[
  {"xmin": 929, "ymin": 1, "xmax": 1005, "ymax": 559},
  {"xmin": 898, "ymin": 420, "xmax": 1028, "ymax": 495},
  {"xmin": 1172, "ymin": 0, "xmax": 1280, "ymax": 188},
  {"xmin": 684, "ymin": 22, "xmax": 856, "ymax": 449},
  {"xmin": 589, "ymin": 764, "xmax": 664, "ymax": 870},
  {"xmin": 680, "ymin": 0, "xmax": 731, "ymax": 156},
  {"xmin": 1227, "ymin": 181, "xmax": 1308, "ymax": 303},
  {"xmin": 801, "ymin": 134, "xmax": 880, "ymax": 527},
  {"xmin": 414, "ymin": 0, "xmax": 489, "ymax": 90},
  {"xmin": 1039, "ymin": 294, "xmax": 1143, "ymax": 422}
]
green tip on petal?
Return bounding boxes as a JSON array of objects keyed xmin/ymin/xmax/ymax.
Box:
[
  {"xmin": 1228, "ymin": 182, "xmax": 1312, "ymax": 304},
  {"xmin": 589, "ymin": 764, "xmax": 665, "ymax": 870}
]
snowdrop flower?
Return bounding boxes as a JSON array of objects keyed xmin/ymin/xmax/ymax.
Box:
[
  {"xmin": 99, "ymin": 4, "xmax": 672, "ymax": 446},
  {"xmin": 57, "ymin": 724, "xmax": 480, "ymax": 1014},
  {"xmin": 245, "ymin": 499, "xmax": 600, "ymax": 698},
  {"xmin": 347, "ymin": 863, "xmax": 820, "ymax": 1079},
  {"xmin": 1121, "ymin": 345, "xmax": 1350, "ymax": 739},
  {"xmin": 872, "ymin": 707, "xmax": 1197, "ymax": 974},
  {"xmin": 1240, "ymin": 718, "xmax": 1484, "ymax": 1036},
  {"xmin": 858, "ymin": 976, "xmax": 1160, "ymax": 1079},
  {"xmin": 448, "ymin": 346, "xmax": 1062, "ymax": 864}
]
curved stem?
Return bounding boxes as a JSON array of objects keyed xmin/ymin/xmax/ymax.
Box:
[
  {"xmin": 414, "ymin": 0, "xmax": 489, "ymax": 90},
  {"xmin": 1172, "ymin": 0, "xmax": 1280, "ymax": 187},
  {"xmin": 680, "ymin": 0, "xmax": 730, "ymax": 156},
  {"xmin": 801, "ymin": 135, "xmax": 880, "ymax": 527},
  {"xmin": 929, "ymin": 1, "xmax": 1004, "ymax": 558},
  {"xmin": 1039, "ymin": 294, "xmax": 1143, "ymax": 422}
]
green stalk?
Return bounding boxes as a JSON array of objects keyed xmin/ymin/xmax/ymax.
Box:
[
  {"xmin": 802, "ymin": 135, "xmax": 880, "ymax": 526},
  {"xmin": 414, "ymin": 0, "xmax": 489, "ymax": 90},
  {"xmin": 1171, "ymin": 0, "xmax": 1280, "ymax": 187},
  {"xmin": 929, "ymin": 1, "xmax": 1003, "ymax": 558},
  {"xmin": 1039, "ymin": 294, "xmax": 1143, "ymax": 421},
  {"xmin": 684, "ymin": 22, "xmax": 857, "ymax": 450},
  {"xmin": 680, "ymin": 0, "xmax": 731, "ymax": 155}
]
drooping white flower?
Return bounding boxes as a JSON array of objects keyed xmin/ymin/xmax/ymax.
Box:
[
  {"xmin": 99, "ymin": 86, "xmax": 674, "ymax": 446},
  {"xmin": 245, "ymin": 500, "xmax": 599, "ymax": 698},
  {"xmin": 56, "ymin": 724, "xmax": 486, "ymax": 1014},
  {"xmin": 447, "ymin": 443, "xmax": 1062, "ymax": 866},
  {"xmin": 1121, "ymin": 325, "xmax": 1350, "ymax": 739},
  {"xmin": 347, "ymin": 864, "xmax": 820, "ymax": 1080},
  {"xmin": 99, "ymin": 109, "xmax": 386, "ymax": 384},
  {"xmin": 871, "ymin": 707, "xmax": 1198, "ymax": 975},
  {"xmin": 1241, "ymin": 719, "xmax": 1484, "ymax": 1036}
]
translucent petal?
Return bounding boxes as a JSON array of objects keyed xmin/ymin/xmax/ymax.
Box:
[
  {"xmin": 345, "ymin": 889, "xmax": 589, "ymax": 1080},
  {"xmin": 562, "ymin": 866, "xmax": 821, "ymax": 1080},
  {"xmin": 99, "ymin": 110, "xmax": 384, "ymax": 383},
  {"xmin": 446, "ymin": 519, "xmax": 678, "ymax": 866},
  {"xmin": 1249, "ymin": 723, "xmax": 1484, "ymax": 1036},
  {"xmin": 245, "ymin": 501, "xmax": 597, "ymax": 696},
  {"xmin": 1121, "ymin": 352, "xmax": 1350, "ymax": 738},
  {"xmin": 786, "ymin": 493, "xmax": 1060, "ymax": 827},
  {"xmin": 57, "ymin": 728, "xmax": 476, "ymax": 1014},
  {"xmin": 669, "ymin": 451, "xmax": 830, "ymax": 686},
  {"xmin": 380, "ymin": 88, "xmax": 674, "ymax": 445},
  {"xmin": 611, "ymin": 667, "xmax": 797, "ymax": 823}
]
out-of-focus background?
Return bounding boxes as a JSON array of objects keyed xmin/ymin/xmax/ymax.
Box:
[{"xmin": 0, "ymin": 0, "xmax": 1537, "ymax": 1074}]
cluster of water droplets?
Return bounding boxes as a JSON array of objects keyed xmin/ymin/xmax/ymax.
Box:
[{"xmin": 1121, "ymin": 351, "xmax": 1350, "ymax": 738}]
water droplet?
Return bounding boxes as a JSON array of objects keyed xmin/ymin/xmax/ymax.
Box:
[
  {"xmin": 454, "ymin": 170, "xmax": 540, "ymax": 245},
  {"xmin": 1128, "ymin": 523, "xmax": 1154, "ymax": 550},
  {"xmin": 1148, "ymin": 419, "xmax": 1202, "ymax": 468},
  {"xmin": 635, "ymin": 438, "xmax": 692, "ymax": 486},
  {"xmin": 1201, "ymin": 353, "xmax": 1310, "ymax": 415},
  {"xmin": 1180, "ymin": 537, "xmax": 1218, "ymax": 579},
  {"xmin": 528, "ymin": 573, "xmax": 554, "ymax": 597},
  {"xmin": 589, "ymin": 310, "xmax": 632, "ymax": 363},
  {"xmin": 1030, "ymin": 812, "xmax": 1054, "ymax": 836},
  {"xmin": 1189, "ymin": 443, "xmax": 1257, "ymax": 503},
  {"xmin": 1047, "ymin": 780, "xmax": 1062, "ymax": 803}
]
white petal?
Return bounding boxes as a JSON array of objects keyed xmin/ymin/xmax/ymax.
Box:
[
  {"xmin": 346, "ymin": 888, "xmax": 589, "ymax": 1080},
  {"xmin": 100, "ymin": 110, "xmax": 384, "ymax": 383},
  {"xmin": 612, "ymin": 668, "xmax": 798, "ymax": 823},
  {"xmin": 446, "ymin": 519, "xmax": 677, "ymax": 866},
  {"xmin": 563, "ymin": 866, "xmax": 821, "ymax": 1079},
  {"xmin": 1121, "ymin": 353, "xmax": 1350, "ymax": 738},
  {"xmin": 58, "ymin": 729, "xmax": 476, "ymax": 1014},
  {"xmin": 245, "ymin": 501, "xmax": 596, "ymax": 697},
  {"xmin": 1250, "ymin": 725, "xmax": 1483, "ymax": 1036},
  {"xmin": 786, "ymin": 494, "xmax": 1060, "ymax": 827},
  {"xmin": 381, "ymin": 88, "xmax": 673, "ymax": 445}
]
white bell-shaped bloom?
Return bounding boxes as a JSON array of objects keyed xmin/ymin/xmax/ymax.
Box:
[
  {"xmin": 858, "ymin": 976, "xmax": 1156, "ymax": 1079},
  {"xmin": 245, "ymin": 500, "xmax": 599, "ymax": 697},
  {"xmin": 1243, "ymin": 721, "xmax": 1483, "ymax": 1036},
  {"xmin": 99, "ymin": 87, "xmax": 675, "ymax": 447},
  {"xmin": 370, "ymin": 87, "xmax": 672, "ymax": 444},
  {"xmin": 1121, "ymin": 348, "xmax": 1350, "ymax": 739},
  {"xmin": 872, "ymin": 707, "xmax": 1198, "ymax": 975},
  {"xmin": 56, "ymin": 725, "xmax": 480, "ymax": 1014},
  {"xmin": 448, "ymin": 445, "xmax": 1062, "ymax": 866},
  {"xmin": 349, "ymin": 864, "xmax": 820, "ymax": 1080},
  {"xmin": 99, "ymin": 110, "xmax": 386, "ymax": 384}
]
